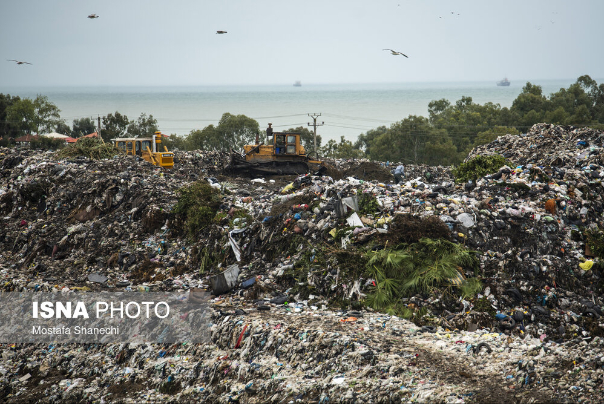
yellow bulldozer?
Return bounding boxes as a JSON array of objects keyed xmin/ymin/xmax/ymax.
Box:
[
  {"xmin": 227, "ymin": 131, "xmax": 326, "ymax": 176},
  {"xmin": 112, "ymin": 131, "xmax": 174, "ymax": 168}
]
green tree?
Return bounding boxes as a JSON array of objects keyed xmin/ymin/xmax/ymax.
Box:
[
  {"xmin": 548, "ymin": 83, "xmax": 591, "ymax": 118},
  {"xmin": 543, "ymin": 107, "xmax": 569, "ymax": 125},
  {"xmin": 428, "ymin": 99, "xmax": 452, "ymax": 126},
  {"xmin": 424, "ymin": 137, "xmax": 459, "ymax": 166},
  {"xmin": 184, "ymin": 113, "xmax": 259, "ymax": 152},
  {"xmin": 320, "ymin": 136, "xmax": 364, "ymax": 159},
  {"xmin": 369, "ymin": 115, "xmax": 457, "ymax": 164},
  {"xmin": 6, "ymin": 98, "xmax": 36, "ymax": 135},
  {"xmin": 102, "ymin": 111, "xmax": 129, "ymax": 142},
  {"xmin": 355, "ymin": 125, "xmax": 388, "ymax": 157},
  {"xmin": 366, "ymin": 131, "xmax": 399, "ymax": 162},
  {"xmin": 55, "ymin": 121, "xmax": 72, "ymax": 136},
  {"xmin": 215, "ymin": 113, "xmax": 259, "ymax": 151},
  {"xmin": 0, "ymin": 93, "xmax": 22, "ymax": 139},
  {"xmin": 576, "ymin": 75, "xmax": 604, "ymax": 122},
  {"xmin": 163, "ymin": 134, "xmax": 187, "ymax": 151},
  {"xmin": 498, "ymin": 107, "xmax": 520, "ymax": 128},
  {"xmin": 473, "ymin": 126, "xmax": 520, "ymax": 147},
  {"xmin": 511, "ymin": 82, "xmax": 546, "ymax": 120},
  {"xmin": 186, "ymin": 125, "xmax": 220, "ymax": 150},
  {"xmin": 429, "ymin": 96, "xmax": 505, "ymax": 155},
  {"xmin": 72, "ymin": 117, "xmax": 97, "ymax": 138},
  {"xmin": 569, "ymin": 104, "xmax": 592, "ymax": 125},
  {"xmin": 335, "ymin": 136, "xmax": 364, "ymax": 159},
  {"xmin": 33, "ymin": 95, "xmax": 63, "ymax": 134},
  {"xmin": 521, "ymin": 109, "xmax": 541, "ymax": 127},
  {"xmin": 320, "ymin": 139, "xmax": 338, "ymax": 158},
  {"xmin": 4, "ymin": 95, "xmax": 63, "ymax": 137},
  {"xmin": 128, "ymin": 113, "xmax": 159, "ymax": 137}
]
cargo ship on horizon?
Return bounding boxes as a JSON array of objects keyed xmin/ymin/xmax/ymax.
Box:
[{"xmin": 497, "ymin": 77, "xmax": 510, "ymax": 86}]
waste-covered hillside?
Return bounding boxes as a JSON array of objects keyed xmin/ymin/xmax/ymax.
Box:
[{"xmin": 1, "ymin": 123, "xmax": 603, "ymax": 403}]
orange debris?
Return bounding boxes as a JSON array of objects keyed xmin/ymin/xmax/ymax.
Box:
[{"xmin": 545, "ymin": 199, "xmax": 557, "ymax": 215}]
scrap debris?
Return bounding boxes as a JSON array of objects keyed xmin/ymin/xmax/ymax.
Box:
[{"xmin": 1, "ymin": 123, "xmax": 604, "ymax": 402}]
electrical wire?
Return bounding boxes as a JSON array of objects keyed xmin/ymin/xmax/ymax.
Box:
[
  {"xmin": 323, "ymin": 112, "xmax": 395, "ymax": 124},
  {"xmin": 251, "ymin": 114, "xmax": 309, "ymax": 119},
  {"xmin": 324, "ymin": 123, "xmax": 376, "ymax": 130}
]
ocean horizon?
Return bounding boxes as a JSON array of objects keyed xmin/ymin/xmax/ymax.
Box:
[{"xmin": 2, "ymin": 78, "xmax": 597, "ymax": 143}]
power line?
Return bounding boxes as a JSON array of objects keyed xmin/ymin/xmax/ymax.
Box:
[
  {"xmin": 323, "ymin": 112, "xmax": 395, "ymax": 124},
  {"xmin": 324, "ymin": 123, "xmax": 376, "ymax": 130},
  {"xmin": 272, "ymin": 122, "xmax": 308, "ymax": 128},
  {"xmin": 252, "ymin": 113, "xmax": 308, "ymax": 119},
  {"xmin": 156, "ymin": 118, "xmax": 222, "ymax": 122}
]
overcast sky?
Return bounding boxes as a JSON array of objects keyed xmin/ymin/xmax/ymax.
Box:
[{"xmin": 1, "ymin": 0, "xmax": 603, "ymax": 87}]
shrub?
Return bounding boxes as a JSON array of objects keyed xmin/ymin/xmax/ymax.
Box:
[
  {"xmin": 173, "ymin": 181, "xmax": 222, "ymax": 237},
  {"xmin": 358, "ymin": 192, "xmax": 380, "ymax": 215},
  {"xmin": 56, "ymin": 138, "xmax": 122, "ymax": 160},
  {"xmin": 452, "ymin": 154, "xmax": 508, "ymax": 183},
  {"xmin": 585, "ymin": 228, "xmax": 604, "ymax": 259},
  {"xmin": 364, "ymin": 238, "xmax": 480, "ymax": 311},
  {"xmin": 30, "ymin": 137, "xmax": 66, "ymax": 150}
]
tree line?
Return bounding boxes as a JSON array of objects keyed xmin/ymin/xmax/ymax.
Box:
[
  {"xmin": 0, "ymin": 94, "xmax": 160, "ymax": 146},
  {"xmin": 1, "ymin": 75, "xmax": 603, "ymax": 165},
  {"xmin": 352, "ymin": 75, "xmax": 604, "ymax": 165}
]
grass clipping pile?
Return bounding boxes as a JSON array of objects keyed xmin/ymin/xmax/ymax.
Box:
[{"xmin": 55, "ymin": 138, "xmax": 123, "ymax": 160}]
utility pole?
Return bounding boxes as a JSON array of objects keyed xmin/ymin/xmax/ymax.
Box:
[
  {"xmin": 97, "ymin": 115, "xmax": 104, "ymax": 143},
  {"xmin": 307, "ymin": 113, "xmax": 323, "ymax": 158}
]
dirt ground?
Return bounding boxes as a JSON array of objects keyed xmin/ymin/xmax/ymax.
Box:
[{"xmin": 342, "ymin": 162, "xmax": 394, "ymax": 183}]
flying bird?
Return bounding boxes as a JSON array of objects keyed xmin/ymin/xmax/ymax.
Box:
[
  {"xmin": 383, "ymin": 49, "xmax": 408, "ymax": 58},
  {"xmin": 216, "ymin": 30, "xmax": 227, "ymax": 34},
  {"xmin": 8, "ymin": 59, "xmax": 32, "ymax": 65},
  {"xmin": 88, "ymin": 14, "xmax": 99, "ymax": 19}
]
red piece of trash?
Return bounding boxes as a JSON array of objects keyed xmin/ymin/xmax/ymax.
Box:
[{"xmin": 235, "ymin": 324, "xmax": 248, "ymax": 348}]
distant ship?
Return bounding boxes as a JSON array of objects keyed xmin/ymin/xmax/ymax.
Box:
[
  {"xmin": 293, "ymin": 81, "xmax": 301, "ymax": 87},
  {"xmin": 497, "ymin": 77, "xmax": 510, "ymax": 86}
]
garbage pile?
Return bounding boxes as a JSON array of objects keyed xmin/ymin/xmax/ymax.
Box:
[
  {"xmin": 4, "ymin": 306, "xmax": 589, "ymax": 403},
  {"xmin": 0, "ymin": 123, "xmax": 603, "ymax": 402}
]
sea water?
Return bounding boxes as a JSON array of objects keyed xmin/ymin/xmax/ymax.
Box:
[{"xmin": 1, "ymin": 79, "xmax": 585, "ymax": 143}]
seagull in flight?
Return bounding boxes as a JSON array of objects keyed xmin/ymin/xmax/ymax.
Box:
[
  {"xmin": 8, "ymin": 59, "xmax": 32, "ymax": 65},
  {"xmin": 216, "ymin": 30, "xmax": 227, "ymax": 34},
  {"xmin": 383, "ymin": 49, "xmax": 408, "ymax": 58},
  {"xmin": 87, "ymin": 14, "xmax": 99, "ymax": 19}
]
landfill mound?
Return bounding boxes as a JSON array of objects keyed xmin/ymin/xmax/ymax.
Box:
[
  {"xmin": 341, "ymin": 161, "xmax": 394, "ymax": 182},
  {"xmin": 1, "ymin": 123, "xmax": 604, "ymax": 403},
  {"xmin": 468, "ymin": 123, "xmax": 604, "ymax": 168}
]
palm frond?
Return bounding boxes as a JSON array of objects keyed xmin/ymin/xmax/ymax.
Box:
[{"xmin": 460, "ymin": 278, "xmax": 482, "ymax": 299}]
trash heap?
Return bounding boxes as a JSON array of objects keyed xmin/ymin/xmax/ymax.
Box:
[{"xmin": 0, "ymin": 123, "xmax": 603, "ymax": 403}]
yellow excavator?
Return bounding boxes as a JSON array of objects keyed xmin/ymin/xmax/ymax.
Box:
[
  {"xmin": 227, "ymin": 131, "xmax": 327, "ymax": 176},
  {"xmin": 112, "ymin": 131, "xmax": 174, "ymax": 168}
]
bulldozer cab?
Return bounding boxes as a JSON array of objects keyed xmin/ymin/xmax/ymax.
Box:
[
  {"xmin": 115, "ymin": 139, "xmax": 153, "ymax": 157},
  {"xmin": 272, "ymin": 133, "xmax": 303, "ymax": 155},
  {"xmin": 112, "ymin": 132, "xmax": 174, "ymax": 168}
]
